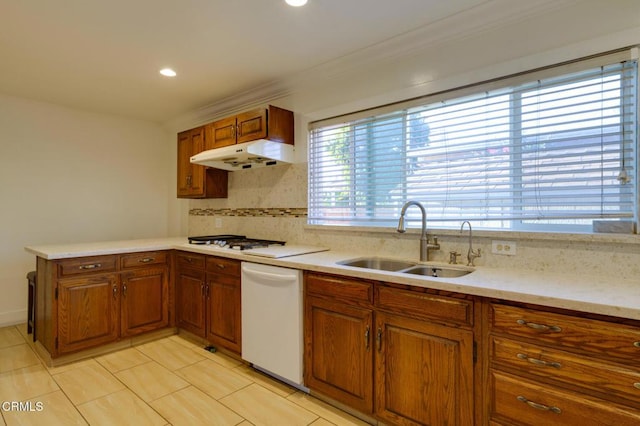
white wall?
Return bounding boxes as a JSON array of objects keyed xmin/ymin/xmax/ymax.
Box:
[{"xmin": 0, "ymin": 93, "xmax": 175, "ymax": 326}]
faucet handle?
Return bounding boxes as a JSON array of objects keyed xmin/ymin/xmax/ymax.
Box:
[{"xmin": 449, "ymin": 251, "xmax": 461, "ymax": 265}]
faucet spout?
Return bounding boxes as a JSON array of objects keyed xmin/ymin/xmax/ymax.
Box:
[
  {"xmin": 397, "ymin": 201, "xmax": 439, "ymax": 262},
  {"xmin": 460, "ymin": 221, "xmax": 481, "ymax": 266}
]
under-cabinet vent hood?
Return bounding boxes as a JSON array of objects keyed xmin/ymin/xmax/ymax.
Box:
[{"xmin": 190, "ymin": 140, "xmax": 295, "ymax": 171}]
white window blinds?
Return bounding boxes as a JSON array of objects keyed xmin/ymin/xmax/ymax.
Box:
[{"xmin": 308, "ymin": 50, "xmax": 637, "ymax": 231}]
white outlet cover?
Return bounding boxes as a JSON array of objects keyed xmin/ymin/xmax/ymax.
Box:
[{"xmin": 491, "ymin": 240, "xmax": 517, "ymax": 256}]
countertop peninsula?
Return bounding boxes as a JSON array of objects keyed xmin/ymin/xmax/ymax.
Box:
[{"xmin": 25, "ymin": 237, "xmax": 640, "ymax": 321}]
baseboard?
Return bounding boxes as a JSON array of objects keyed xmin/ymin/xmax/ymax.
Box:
[{"xmin": 0, "ymin": 308, "xmax": 27, "ymax": 328}]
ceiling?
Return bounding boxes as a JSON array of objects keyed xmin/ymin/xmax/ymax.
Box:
[{"xmin": 1, "ymin": 0, "xmax": 557, "ymax": 123}]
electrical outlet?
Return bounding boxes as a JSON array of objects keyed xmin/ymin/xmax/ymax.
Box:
[
  {"xmin": 491, "ymin": 240, "xmax": 517, "ymax": 256},
  {"xmin": 215, "ymin": 218, "xmax": 222, "ymax": 228}
]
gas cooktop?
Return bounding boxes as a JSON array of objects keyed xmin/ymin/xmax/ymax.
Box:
[{"xmin": 187, "ymin": 235, "xmax": 286, "ymax": 250}]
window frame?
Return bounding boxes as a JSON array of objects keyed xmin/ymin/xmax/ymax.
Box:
[{"xmin": 307, "ymin": 47, "xmax": 639, "ymax": 234}]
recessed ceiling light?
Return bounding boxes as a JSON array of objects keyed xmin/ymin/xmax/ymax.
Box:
[
  {"xmin": 285, "ymin": 0, "xmax": 307, "ymax": 6},
  {"xmin": 159, "ymin": 68, "xmax": 177, "ymax": 77}
]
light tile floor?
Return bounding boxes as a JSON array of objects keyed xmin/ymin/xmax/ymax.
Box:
[{"xmin": 0, "ymin": 324, "xmax": 370, "ymax": 426}]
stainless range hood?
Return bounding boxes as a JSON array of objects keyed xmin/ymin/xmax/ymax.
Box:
[{"xmin": 190, "ymin": 140, "xmax": 295, "ymax": 171}]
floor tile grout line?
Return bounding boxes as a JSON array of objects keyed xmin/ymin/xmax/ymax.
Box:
[{"xmin": 2, "ymin": 327, "xmax": 363, "ymax": 426}]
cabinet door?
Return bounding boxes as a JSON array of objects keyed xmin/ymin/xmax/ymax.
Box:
[
  {"xmin": 236, "ymin": 108, "xmax": 267, "ymax": 144},
  {"xmin": 375, "ymin": 312, "xmax": 474, "ymax": 426},
  {"xmin": 177, "ymin": 127, "xmax": 205, "ymax": 197},
  {"xmin": 205, "ymin": 272, "xmax": 241, "ymax": 354},
  {"xmin": 304, "ymin": 296, "xmax": 374, "ymax": 413},
  {"xmin": 121, "ymin": 267, "xmax": 169, "ymax": 337},
  {"xmin": 209, "ymin": 116, "xmax": 237, "ymax": 149},
  {"xmin": 57, "ymin": 274, "xmax": 120, "ymax": 354},
  {"xmin": 176, "ymin": 267, "xmax": 206, "ymax": 337}
]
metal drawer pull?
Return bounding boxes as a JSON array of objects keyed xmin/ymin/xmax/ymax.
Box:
[
  {"xmin": 517, "ymin": 353, "xmax": 561, "ymax": 369},
  {"xmin": 517, "ymin": 319, "xmax": 562, "ymax": 332},
  {"xmin": 376, "ymin": 328, "xmax": 382, "ymax": 352},
  {"xmin": 79, "ymin": 263, "xmax": 101, "ymax": 270},
  {"xmin": 365, "ymin": 326, "xmax": 370, "ymax": 350},
  {"xmin": 517, "ymin": 396, "xmax": 561, "ymax": 414},
  {"xmin": 634, "ymin": 342, "xmax": 640, "ymax": 348},
  {"xmin": 634, "ymin": 383, "xmax": 640, "ymax": 390},
  {"xmin": 138, "ymin": 257, "xmax": 155, "ymax": 263}
]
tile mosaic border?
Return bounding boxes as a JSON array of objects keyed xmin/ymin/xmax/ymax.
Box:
[{"xmin": 190, "ymin": 208, "xmax": 307, "ymax": 218}]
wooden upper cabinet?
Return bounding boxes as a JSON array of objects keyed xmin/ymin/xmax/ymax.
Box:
[
  {"xmin": 204, "ymin": 105, "xmax": 293, "ymax": 150},
  {"xmin": 177, "ymin": 126, "xmax": 228, "ymax": 199},
  {"xmin": 208, "ymin": 116, "xmax": 237, "ymax": 149},
  {"xmin": 236, "ymin": 108, "xmax": 268, "ymax": 144}
]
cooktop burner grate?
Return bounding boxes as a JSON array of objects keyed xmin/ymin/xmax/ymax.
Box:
[{"xmin": 187, "ymin": 235, "xmax": 286, "ymax": 250}]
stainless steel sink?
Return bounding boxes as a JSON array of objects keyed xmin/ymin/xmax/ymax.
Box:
[
  {"xmin": 402, "ymin": 265, "xmax": 472, "ymax": 278},
  {"xmin": 337, "ymin": 257, "xmax": 473, "ymax": 277},
  {"xmin": 337, "ymin": 257, "xmax": 417, "ymax": 272}
]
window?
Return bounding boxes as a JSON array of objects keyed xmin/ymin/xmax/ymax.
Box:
[{"xmin": 308, "ymin": 49, "xmax": 638, "ymax": 232}]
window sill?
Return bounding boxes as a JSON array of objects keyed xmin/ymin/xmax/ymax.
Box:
[{"xmin": 303, "ymin": 223, "xmax": 640, "ymax": 245}]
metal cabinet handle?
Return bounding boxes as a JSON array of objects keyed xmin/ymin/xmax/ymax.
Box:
[
  {"xmin": 376, "ymin": 328, "xmax": 382, "ymax": 352},
  {"xmin": 231, "ymin": 124, "xmax": 236, "ymax": 138},
  {"xmin": 122, "ymin": 283, "xmax": 127, "ymax": 297},
  {"xmin": 138, "ymin": 257, "xmax": 155, "ymax": 263},
  {"xmin": 205, "ymin": 283, "xmax": 210, "ymax": 298},
  {"xmin": 517, "ymin": 396, "xmax": 561, "ymax": 414},
  {"xmin": 517, "ymin": 353, "xmax": 561, "ymax": 369},
  {"xmin": 112, "ymin": 285, "xmax": 118, "ymax": 299},
  {"xmin": 517, "ymin": 319, "xmax": 562, "ymax": 332},
  {"xmin": 79, "ymin": 263, "xmax": 101, "ymax": 270},
  {"xmin": 365, "ymin": 326, "xmax": 370, "ymax": 350},
  {"xmin": 634, "ymin": 341, "xmax": 640, "ymax": 348},
  {"xmin": 634, "ymin": 383, "xmax": 640, "ymax": 390},
  {"xmin": 216, "ymin": 264, "xmax": 225, "ymax": 269}
]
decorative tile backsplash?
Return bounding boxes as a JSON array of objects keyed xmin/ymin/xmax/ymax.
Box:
[{"xmin": 189, "ymin": 207, "xmax": 307, "ymax": 218}]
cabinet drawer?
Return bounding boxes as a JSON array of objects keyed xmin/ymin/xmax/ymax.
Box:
[
  {"xmin": 376, "ymin": 285, "xmax": 473, "ymax": 326},
  {"xmin": 176, "ymin": 252, "xmax": 205, "ymax": 269},
  {"xmin": 491, "ymin": 336, "xmax": 640, "ymax": 404},
  {"xmin": 206, "ymin": 256, "xmax": 240, "ymax": 276},
  {"xmin": 305, "ymin": 272, "xmax": 373, "ymax": 304},
  {"xmin": 490, "ymin": 370, "xmax": 640, "ymax": 426},
  {"xmin": 491, "ymin": 304, "xmax": 640, "ymax": 362},
  {"xmin": 58, "ymin": 256, "xmax": 117, "ymax": 277},
  {"xmin": 120, "ymin": 251, "xmax": 167, "ymax": 269}
]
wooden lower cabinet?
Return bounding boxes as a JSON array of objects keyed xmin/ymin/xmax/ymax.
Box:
[
  {"xmin": 175, "ymin": 251, "xmax": 241, "ymax": 354},
  {"xmin": 175, "ymin": 263, "xmax": 206, "ymax": 337},
  {"xmin": 304, "ymin": 272, "xmax": 475, "ymax": 425},
  {"xmin": 375, "ymin": 312, "xmax": 474, "ymax": 426},
  {"xmin": 120, "ymin": 266, "xmax": 169, "ymax": 337},
  {"xmin": 305, "ymin": 295, "xmax": 374, "ymax": 413},
  {"xmin": 490, "ymin": 370, "xmax": 640, "ymax": 425},
  {"xmin": 57, "ymin": 273, "xmax": 120, "ymax": 354},
  {"xmin": 37, "ymin": 252, "xmax": 171, "ymax": 358},
  {"xmin": 205, "ymin": 267, "xmax": 241, "ymax": 353},
  {"xmin": 488, "ymin": 302, "xmax": 640, "ymax": 426}
]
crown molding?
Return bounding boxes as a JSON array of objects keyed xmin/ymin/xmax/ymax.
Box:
[{"xmin": 165, "ymin": 0, "xmax": 574, "ymax": 131}]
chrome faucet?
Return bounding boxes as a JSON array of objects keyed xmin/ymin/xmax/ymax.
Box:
[
  {"xmin": 460, "ymin": 221, "xmax": 481, "ymax": 266},
  {"xmin": 397, "ymin": 201, "xmax": 440, "ymax": 262}
]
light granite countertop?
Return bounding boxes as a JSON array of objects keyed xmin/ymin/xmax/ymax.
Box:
[{"xmin": 25, "ymin": 237, "xmax": 640, "ymax": 321}]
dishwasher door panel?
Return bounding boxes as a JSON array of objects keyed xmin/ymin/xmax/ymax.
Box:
[{"xmin": 241, "ymin": 262, "xmax": 303, "ymax": 387}]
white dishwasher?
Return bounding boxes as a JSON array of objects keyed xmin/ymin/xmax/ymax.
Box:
[{"xmin": 241, "ymin": 262, "xmax": 305, "ymax": 389}]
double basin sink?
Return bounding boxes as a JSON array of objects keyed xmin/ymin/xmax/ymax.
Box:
[{"xmin": 337, "ymin": 257, "xmax": 473, "ymax": 278}]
